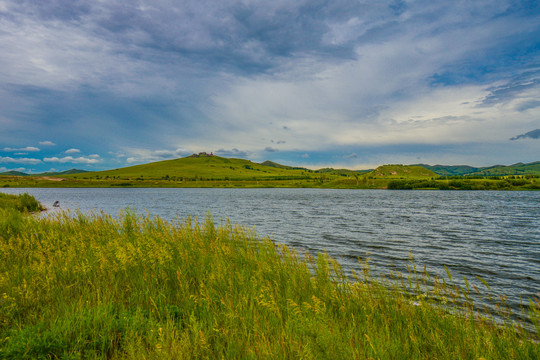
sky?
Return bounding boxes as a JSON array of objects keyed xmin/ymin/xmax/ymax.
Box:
[{"xmin": 1, "ymin": 0, "xmax": 539, "ymax": 173}]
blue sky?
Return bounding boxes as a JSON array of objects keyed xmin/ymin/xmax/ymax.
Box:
[{"xmin": 1, "ymin": 0, "xmax": 539, "ymax": 173}]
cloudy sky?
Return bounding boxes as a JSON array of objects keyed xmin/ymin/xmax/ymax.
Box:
[{"xmin": 1, "ymin": 0, "xmax": 539, "ymax": 173}]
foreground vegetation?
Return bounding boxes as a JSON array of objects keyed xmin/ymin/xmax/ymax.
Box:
[{"xmin": 0, "ymin": 196, "xmax": 538, "ymax": 358}]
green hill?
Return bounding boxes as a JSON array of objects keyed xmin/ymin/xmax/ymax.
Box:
[
  {"xmin": 414, "ymin": 164, "xmax": 480, "ymax": 176},
  {"xmin": 260, "ymin": 160, "xmax": 294, "ymax": 170},
  {"xmin": 470, "ymin": 161, "xmax": 540, "ymax": 176},
  {"xmin": 367, "ymin": 165, "xmax": 437, "ymax": 179},
  {"xmin": 38, "ymin": 169, "xmax": 88, "ymax": 176},
  {"xmin": 66, "ymin": 154, "xmax": 310, "ymax": 181},
  {"xmin": 416, "ymin": 162, "xmax": 540, "ymax": 176}
]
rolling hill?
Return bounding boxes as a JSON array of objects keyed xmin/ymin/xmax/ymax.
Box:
[
  {"xmin": 367, "ymin": 165, "xmax": 437, "ymax": 179},
  {"xmin": 414, "ymin": 162, "xmax": 540, "ymax": 176},
  {"xmin": 66, "ymin": 153, "xmax": 311, "ymax": 181},
  {"xmin": 0, "ymin": 169, "xmax": 88, "ymax": 177},
  {"xmin": 414, "ymin": 164, "xmax": 480, "ymax": 176},
  {"xmin": 470, "ymin": 162, "xmax": 540, "ymax": 176}
]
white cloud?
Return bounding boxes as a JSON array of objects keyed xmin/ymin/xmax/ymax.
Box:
[
  {"xmin": 0, "ymin": 156, "xmax": 42, "ymax": 164},
  {"xmin": 214, "ymin": 148, "xmax": 250, "ymax": 158},
  {"xmin": 43, "ymin": 156, "xmax": 101, "ymax": 164},
  {"xmin": 3, "ymin": 146, "xmax": 40, "ymax": 152},
  {"xmin": 124, "ymin": 148, "xmax": 192, "ymax": 164},
  {"xmin": 0, "ymin": 1, "xmax": 537, "ymax": 167},
  {"xmin": 0, "ymin": 166, "xmax": 27, "ymax": 172}
]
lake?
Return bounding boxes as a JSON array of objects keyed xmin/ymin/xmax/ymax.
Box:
[{"xmin": 2, "ymin": 187, "xmax": 539, "ymax": 318}]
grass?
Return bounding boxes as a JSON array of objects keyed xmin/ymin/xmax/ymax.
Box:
[
  {"xmin": 0, "ymin": 192, "xmax": 44, "ymax": 212},
  {"xmin": 0, "ymin": 198, "xmax": 538, "ymax": 358},
  {"xmin": 2, "ymin": 174, "xmax": 539, "ymax": 190}
]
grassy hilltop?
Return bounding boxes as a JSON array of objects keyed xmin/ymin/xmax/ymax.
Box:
[{"xmin": 368, "ymin": 164, "xmax": 437, "ymax": 178}]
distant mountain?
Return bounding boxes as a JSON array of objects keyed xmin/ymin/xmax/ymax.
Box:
[
  {"xmin": 0, "ymin": 171, "xmax": 29, "ymax": 176},
  {"xmin": 470, "ymin": 161, "xmax": 540, "ymax": 176},
  {"xmin": 415, "ymin": 162, "xmax": 540, "ymax": 176},
  {"xmin": 0, "ymin": 169, "xmax": 88, "ymax": 177},
  {"xmin": 368, "ymin": 165, "xmax": 437, "ymax": 179},
  {"xmin": 261, "ymin": 160, "xmax": 311, "ymax": 171},
  {"xmin": 414, "ymin": 164, "xmax": 480, "ymax": 176},
  {"xmin": 38, "ymin": 169, "xmax": 89, "ymax": 176},
  {"xmin": 260, "ymin": 160, "xmax": 295, "ymax": 170}
]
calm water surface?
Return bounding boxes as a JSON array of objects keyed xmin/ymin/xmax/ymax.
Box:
[{"xmin": 3, "ymin": 188, "xmax": 539, "ymax": 315}]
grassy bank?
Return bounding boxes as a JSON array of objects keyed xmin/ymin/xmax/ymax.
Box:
[
  {"xmin": 0, "ymin": 203, "xmax": 538, "ymax": 359},
  {"xmin": 2, "ymin": 174, "xmax": 540, "ymax": 190},
  {"xmin": 0, "ymin": 192, "xmax": 43, "ymax": 212}
]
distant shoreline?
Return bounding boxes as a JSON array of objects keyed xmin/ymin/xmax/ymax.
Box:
[{"xmin": 1, "ymin": 176, "xmax": 539, "ymax": 191}]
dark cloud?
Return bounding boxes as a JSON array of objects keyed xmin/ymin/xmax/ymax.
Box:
[
  {"xmin": 214, "ymin": 148, "xmax": 249, "ymax": 158},
  {"xmin": 510, "ymin": 129, "xmax": 540, "ymax": 140},
  {"xmin": 264, "ymin": 147, "xmax": 279, "ymax": 152},
  {"xmin": 479, "ymin": 68, "xmax": 540, "ymax": 106},
  {"xmin": 12, "ymin": 0, "xmax": 91, "ymax": 21},
  {"xmin": 2, "ymin": 1, "xmax": 412, "ymax": 76},
  {"xmin": 1, "ymin": 0, "xmax": 539, "ymax": 171},
  {"xmin": 515, "ymin": 99, "xmax": 540, "ymax": 112}
]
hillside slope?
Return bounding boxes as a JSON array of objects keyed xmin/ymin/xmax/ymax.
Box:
[
  {"xmin": 414, "ymin": 164, "xmax": 480, "ymax": 176},
  {"xmin": 470, "ymin": 161, "xmax": 540, "ymax": 176},
  {"xmin": 367, "ymin": 165, "xmax": 437, "ymax": 179},
  {"xmin": 416, "ymin": 162, "xmax": 540, "ymax": 176},
  {"xmin": 66, "ymin": 154, "xmax": 310, "ymax": 181}
]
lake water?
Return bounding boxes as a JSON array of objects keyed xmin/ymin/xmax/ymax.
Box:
[{"xmin": 3, "ymin": 188, "xmax": 539, "ymax": 319}]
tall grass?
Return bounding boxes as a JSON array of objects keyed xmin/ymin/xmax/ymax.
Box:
[
  {"xmin": 0, "ymin": 192, "xmax": 43, "ymax": 213},
  {"xmin": 0, "ymin": 208, "xmax": 538, "ymax": 359}
]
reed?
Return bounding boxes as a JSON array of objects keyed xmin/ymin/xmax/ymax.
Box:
[{"xmin": 0, "ymin": 206, "xmax": 538, "ymax": 359}]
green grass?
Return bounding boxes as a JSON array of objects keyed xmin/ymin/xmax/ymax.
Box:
[
  {"xmin": 0, "ymin": 192, "xmax": 43, "ymax": 212},
  {"xmin": 472, "ymin": 162, "xmax": 540, "ymax": 176},
  {"xmin": 0, "ymin": 206, "xmax": 538, "ymax": 359},
  {"xmin": 2, "ymin": 173, "xmax": 540, "ymax": 190}
]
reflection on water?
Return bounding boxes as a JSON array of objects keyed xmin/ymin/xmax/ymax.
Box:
[{"xmin": 3, "ymin": 188, "xmax": 539, "ymax": 314}]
